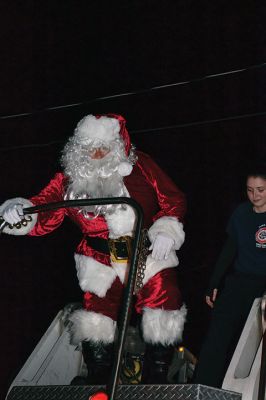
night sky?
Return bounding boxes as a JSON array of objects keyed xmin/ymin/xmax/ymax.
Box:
[{"xmin": 1, "ymin": 2, "xmax": 266, "ymax": 397}]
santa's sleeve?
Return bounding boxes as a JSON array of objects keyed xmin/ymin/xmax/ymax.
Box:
[
  {"xmin": 28, "ymin": 172, "xmax": 67, "ymax": 236},
  {"xmin": 137, "ymin": 152, "xmax": 186, "ymax": 250}
]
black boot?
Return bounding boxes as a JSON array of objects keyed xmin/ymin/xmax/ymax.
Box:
[
  {"xmin": 141, "ymin": 343, "xmax": 174, "ymax": 384},
  {"xmin": 71, "ymin": 341, "xmax": 113, "ymax": 385}
]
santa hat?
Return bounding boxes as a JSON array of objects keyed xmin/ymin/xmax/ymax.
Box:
[
  {"xmin": 103, "ymin": 113, "xmax": 131, "ymax": 155},
  {"xmin": 74, "ymin": 115, "xmax": 120, "ymax": 144},
  {"xmin": 73, "ymin": 114, "xmax": 133, "ymax": 176}
]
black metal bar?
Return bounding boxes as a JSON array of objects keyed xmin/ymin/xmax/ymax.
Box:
[
  {"xmin": 23, "ymin": 197, "xmax": 142, "ymax": 216},
  {"xmin": 1, "ymin": 197, "xmax": 143, "ymax": 400},
  {"xmin": 258, "ymin": 303, "xmax": 266, "ymax": 400},
  {"xmin": 106, "ymin": 205, "xmax": 143, "ymax": 400}
]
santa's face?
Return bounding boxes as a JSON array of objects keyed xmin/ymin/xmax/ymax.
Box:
[
  {"xmin": 84, "ymin": 139, "xmax": 111, "ymax": 160},
  {"xmin": 89, "ymin": 147, "xmax": 110, "ymax": 159},
  {"xmin": 61, "ymin": 136, "xmax": 129, "ymax": 214}
]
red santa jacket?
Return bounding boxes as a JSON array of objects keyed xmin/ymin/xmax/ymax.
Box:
[
  {"xmin": 1, "ymin": 150, "xmax": 186, "ymax": 298},
  {"xmin": 28, "ymin": 151, "xmax": 186, "ymax": 263}
]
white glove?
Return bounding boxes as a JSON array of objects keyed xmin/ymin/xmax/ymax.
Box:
[
  {"xmin": 2, "ymin": 203, "xmax": 24, "ymax": 225},
  {"xmin": 149, "ymin": 232, "xmax": 175, "ymax": 261}
]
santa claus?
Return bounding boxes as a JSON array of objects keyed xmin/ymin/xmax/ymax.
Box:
[{"xmin": 0, "ymin": 113, "xmax": 187, "ymax": 384}]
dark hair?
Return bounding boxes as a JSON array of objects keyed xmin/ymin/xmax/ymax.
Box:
[{"xmin": 246, "ymin": 160, "xmax": 266, "ymax": 180}]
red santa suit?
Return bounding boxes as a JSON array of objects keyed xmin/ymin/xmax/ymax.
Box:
[{"xmin": 0, "ymin": 114, "xmax": 187, "ymax": 349}]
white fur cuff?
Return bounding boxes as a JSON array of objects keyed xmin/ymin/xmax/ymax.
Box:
[
  {"xmin": 141, "ymin": 306, "xmax": 187, "ymax": 346},
  {"xmin": 0, "ymin": 198, "xmax": 37, "ymax": 235},
  {"xmin": 148, "ymin": 216, "xmax": 185, "ymax": 250},
  {"xmin": 68, "ymin": 309, "xmax": 116, "ymax": 345}
]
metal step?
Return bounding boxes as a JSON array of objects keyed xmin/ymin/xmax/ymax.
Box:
[{"xmin": 6, "ymin": 384, "xmax": 241, "ymax": 400}]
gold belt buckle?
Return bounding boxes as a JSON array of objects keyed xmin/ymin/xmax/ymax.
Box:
[{"xmin": 108, "ymin": 236, "xmax": 132, "ymax": 264}]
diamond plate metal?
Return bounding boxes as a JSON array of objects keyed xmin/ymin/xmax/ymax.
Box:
[
  {"xmin": 6, "ymin": 384, "xmax": 241, "ymax": 400},
  {"xmin": 199, "ymin": 385, "xmax": 241, "ymax": 400}
]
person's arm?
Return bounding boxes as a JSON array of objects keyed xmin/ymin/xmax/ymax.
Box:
[
  {"xmin": 205, "ymin": 235, "xmax": 237, "ymax": 307},
  {"xmin": 28, "ymin": 172, "xmax": 67, "ymax": 236},
  {"xmin": 136, "ymin": 152, "xmax": 186, "ymax": 260},
  {"xmin": 136, "ymin": 152, "xmax": 186, "ymax": 223}
]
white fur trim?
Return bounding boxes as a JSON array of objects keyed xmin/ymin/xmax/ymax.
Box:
[
  {"xmin": 117, "ymin": 161, "xmax": 133, "ymax": 177},
  {"xmin": 111, "ymin": 261, "xmax": 129, "ymax": 284},
  {"xmin": 148, "ymin": 216, "xmax": 185, "ymax": 250},
  {"xmin": 142, "ymin": 252, "xmax": 179, "ymax": 286},
  {"xmin": 0, "ymin": 198, "xmax": 37, "ymax": 235},
  {"xmin": 74, "ymin": 115, "xmax": 120, "ymax": 144},
  {"xmin": 141, "ymin": 306, "xmax": 187, "ymax": 346},
  {"xmin": 75, "ymin": 253, "xmax": 117, "ymax": 297},
  {"xmin": 105, "ymin": 204, "xmax": 136, "ymax": 239},
  {"xmin": 112, "ymin": 247, "xmax": 179, "ymax": 286},
  {"xmin": 110, "ymin": 249, "xmax": 178, "ymax": 286},
  {"xmin": 68, "ymin": 309, "xmax": 116, "ymax": 345}
]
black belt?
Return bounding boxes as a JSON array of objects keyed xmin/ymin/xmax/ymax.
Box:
[
  {"xmin": 86, "ymin": 236, "xmax": 110, "ymax": 254},
  {"xmin": 86, "ymin": 236, "xmax": 132, "ymax": 262}
]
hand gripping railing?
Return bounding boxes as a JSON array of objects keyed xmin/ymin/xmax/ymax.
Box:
[{"xmin": 1, "ymin": 197, "xmax": 144, "ymax": 400}]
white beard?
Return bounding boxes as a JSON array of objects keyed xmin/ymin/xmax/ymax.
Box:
[{"xmin": 61, "ymin": 138, "xmax": 130, "ymax": 217}]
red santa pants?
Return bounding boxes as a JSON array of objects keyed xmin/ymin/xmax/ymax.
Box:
[{"xmin": 83, "ymin": 268, "xmax": 182, "ymax": 321}]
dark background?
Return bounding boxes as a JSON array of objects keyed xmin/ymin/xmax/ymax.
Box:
[{"xmin": 1, "ymin": 1, "xmax": 266, "ymax": 398}]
